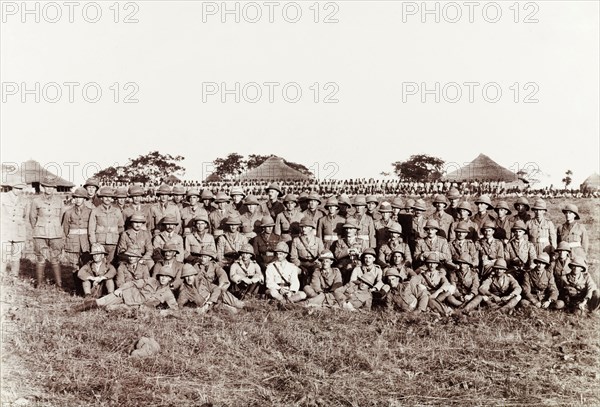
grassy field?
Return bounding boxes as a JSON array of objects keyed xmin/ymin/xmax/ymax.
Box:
[{"xmin": 1, "ymin": 197, "xmax": 599, "ymax": 406}]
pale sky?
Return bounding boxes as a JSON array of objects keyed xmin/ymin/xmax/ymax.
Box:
[{"xmin": 1, "ymin": 1, "xmax": 598, "ymax": 187}]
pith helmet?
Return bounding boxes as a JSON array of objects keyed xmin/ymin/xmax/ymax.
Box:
[
  {"xmin": 274, "ymin": 242, "xmax": 290, "ymax": 254},
  {"xmin": 494, "ymin": 201, "xmax": 512, "ymax": 215},
  {"xmin": 562, "ymin": 204, "xmax": 580, "ymax": 220},
  {"xmin": 475, "ymin": 195, "xmax": 494, "ymax": 210},
  {"xmin": 90, "ymin": 243, "xmax": 107, "ymax": 255},
  {"xmin": 97, "ymin": 186, "xmax": 115, "ymax": 197},
  {"xmin": 72, "ymin": 187, "xmax": 88, "ymax": 198},
  {"xmin": 156, "ymin": 184, "xmax": 172, "ymax": 195},
  {"xmin": 514, "ymin": 197, "xmax": 530, "ymax": 210},
  {"xmin": 181, "ymin": 264, "xmax": 198, "ymax": 278}
]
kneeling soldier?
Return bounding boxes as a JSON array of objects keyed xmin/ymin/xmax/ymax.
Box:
[
  {"xmin": 265, "ymin": 242, "xmax": 307, "ymax": 303},
  {"xmin": 77, "ymin": 243, "xmax": 117, "ymax": 298},
  {"xmin": 229, "ymin": 244, "xmax": 264, "ymax": 299},
  {"xmin": 304, "ymin": 250, "xmax": 344, "ymax": 307},
  {"xmin": 464, "ymin": 259, "xmax": 521, "ymax": 313},
  {"xmin": 521, "ymin": 253, "xmax": 559, "ymax": 309},
  {"xmin": 558, "ymin": 257, "xmax": 600, "ymax": 313}
]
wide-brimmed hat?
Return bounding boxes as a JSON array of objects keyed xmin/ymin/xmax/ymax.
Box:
[
  {"xmin": 306, "ymin": 191, "xmax": 321, "ymax": 204},
  {"xmin": 492, "ymin": 259, "xmax": 508, "ymax": 270},
  {"xmin": 404, "ymin": 198, "xmax": 415, "ymax": 210},
  {"xmin": 386, "ymin": 222, "xmax": 403, "ymax": 235},
  {"xmin": 186, "ymin": 188, "xmax": 200, "ymax": 197},
  {"xmin": 238, "ymin": 244, "xmax": 255, "ymax": 256},
  {"xmin": 456, "ymin": 202, "xmax": 472, "ymax": 215},
  {"xmin": 511, "ymin": 220, "xmax": 527, "ymax": 232},
  {"xmin": 155, "ymin": 266, "xmax": 176, "ymax": 279},
  {"xmin": 534, "ymin": 253, "xmax": 551, "ymax": 265},
  {"xmin": 181, "ymin": 264, "xmax": 198, "ymax": 278},
  {"xmin": 156, "ymin": 184, "xmax": 172, "ymax": 195},
  {"xmin": 514, "ymin": 197, "xmax": 530, "ymax": 211},
  {"xmin": 432, "ymin": 194, "xmax": 449, "ymax": 207},
  {"xmin": 214, "ymin": 191, "xmax": 231, "ymax": 203},
  {"xmin": 531, "ymin": 198, "xmax": 547, "ymax": 211},
  {"xmin": 161, "ymin": 242, "xmax": 180, "ymax": 254},
  {"xmin": 556, "ymin": 242, "xmax": 572, "ymax": 252},
  {"xmin": 446, "ymin": 188, "xmax": 461, "ymax": 200},
  {"xmin": 224, "ymin": 215, "xmax": 242, "ymax": 225},
  {"xmin": 424, "ymin": 253, "xmax": 439, "ymax": 264},
  {"xmin": 230, "ymin": 186, "xmax": 245, "ymax": 197},
  {"xmin": 390, "ymin": 247, "xmax": 406, "ymax": 257},
  {"xmin": 90, "ymin": 243, "xmax": 107, "ymax": 255},
  {"xmin": 337, "ymin": 194, "xmax": 352, "ymax": 207},
  {"xmin": 411, "ymin": 199, "xmax": 427, "ymax": 212},
  {"xmin": 128, "ymin": 185, "xmax": 145, "ymax": 197},
  {"xmin": 97, "ymin": 186, "xmax": 115, "ymax": 198},
  {"xmin": 259, "ymin": 216, "xmax": 276, "ymax": 227},
  {"xmin": 193, "ymin": 214, "xmax": 210, "ymax": 226},
  {"xmin": 172, "ymin": 186, "xmax": 186, "ymax": 195},
  {"xmin": 161, "ymin": 216, "xmax": 178, "ymax": 225},
  {"xmin": 378, "ymin": 202, "xmax": 393, "ymax": 213},
  {"xmin": 455, "ymin": 253, "xmax": 473, "ymax": 266},
  {"xmin": 40, "ymin": 176, "xmax": 58, "ymax": 188},
  {"xmin": 384, "ymin": 267, "xmax": 403, "ymax": 279},
  {"xmin": 72, "ymin": 187, "xmax": 88, "ymax": 198},
  {"xmin": 244, "ymin": 195, "xmax": 259, "ymax": 206},
  {"xmin": 391, "ymin": 196, "xmax": 404, "ymax": 209},
  {"xmin": 424, "ymin": 219, "xmax": 441, "ymax": 231},
  {"xmin": 300, "ymin": 217, "xmax": 316, "ymax": 229},
  {"xmin": 324, "ymin": 197, "xmax": 339, "ymax": 208},
  {"xmin": 198, "ymin": 248, "xmax": 218, "ymax": 260},
  {"xmin": 562, "ymin": 204, "xmax": 580, "ymax": 220},
  {"xmin": 352, "ymin": 195, "xmax": 367, "ymax": 207},
  {"xmin": 319, "ymin": 250, "xmax": 335, "ymax": 260},
  {"xmin": 274, "ymin": 242, "xmax": 290, "ymax": 254},
  {"xmin": 124, "ymin": 248, "xmax": 142, "ymax": 258},
  {"xmin": 569, "ymin": 257, "xmax": 587, "ymax": 272},
  {"xmin": 298, "ymin": 192, "xmax": 309, "ymax": 202},
  {"xmin": 130, "ymin": 212, "xmax": 147, "ymax": 223},
  {"xmin": 475, "ymin": 195, "xmax": 494, "ymax": 210},
  {"xmin": 494, "ymin": 201, "xmax": 512, "ymax": 215},
  {"xmin": 10, "ymin": 182, "xmax": 27, "ymax": 189},
  {"xmin": 83, "ymin": 178, "xmax": 100, "ymax": 188}
]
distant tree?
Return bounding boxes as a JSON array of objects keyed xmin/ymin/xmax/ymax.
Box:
[
  {"xmin": 392, "ymin": 154, "xmax": 445, "ymax": 181},
  {"xmin": 94, "ymin": 151, "xmax": 184, "ymax": 185},
  {"xmin": 213, "ymin": 153, "xmax": 246, "ymax": 179},
  {"xmin": 284, "ymin": 160, "xmax": 312, "ymax": 176},
  {"xmin": 246, "ymin": 154, "xmax": 271, "ymax": 170},
  {"xmin": 562, "ymin": 169, "xmax": 573, "ymax": 189}
]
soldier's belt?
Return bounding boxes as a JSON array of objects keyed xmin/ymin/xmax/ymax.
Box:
[
  {"xmin": 68, "ymin": 229, "xmax": 87, "ymax": 235},
  {"xmin": 568, "ymin": 242, "xmax": 582, "ymax": 248},
  {"xmin": 323, "ymin": 235, "xmax": 338, "ymax": 241}
]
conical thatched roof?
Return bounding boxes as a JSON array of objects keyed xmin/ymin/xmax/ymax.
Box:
[
  {"xmin": 443, "ymin": 154, "xmax": 518, "ymax": 182},
  {"xmin": 581, "ymin": 173, "xmax": 600, "ymax": 191},
  {"xmin": 239, "ymin": 156, "xmax": 310, "ymax": 181},
  {"xmin": 2, "ymin": 160, "xmax": 74, "ymax": 188}
]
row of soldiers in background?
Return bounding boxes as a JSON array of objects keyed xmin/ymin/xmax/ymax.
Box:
[{"xmin": 0, "ymin": 178, "xmax": 592, "ymax": 299}]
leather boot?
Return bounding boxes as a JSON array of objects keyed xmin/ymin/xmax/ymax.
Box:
[
  {"xmin": 51, "ymin": 263, "xmax": 62, "ymax": 288},
  {"xmin": 71, "ymin": 298, "xmax": 98, "ymax": 313},
  {"xmin": 35, "ymin": 263, "xmax": 46, "ymax": 288}
]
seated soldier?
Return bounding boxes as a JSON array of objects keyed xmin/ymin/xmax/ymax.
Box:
[
  {"xmin": 551, "ymin": 242, "xmax": 572, "ymax": 291},
  {"xmin": 448, "ymin": 221, "xmax": 479, "ymax": 270},
  {"xmin": 265, "ymin": 242, "xmax": 307, "ymax": 303},
  {"xmin": 332, "ymin": 219, "xmax": 369, "ymax": 281},
  {"xmin": 411, "ymin": 253, "xmax": 454, "ymax": 316},
  {"xmin": 252, "ymin": 215, "xmax": 282, "ymax": 271},
  {"xmin": 290, "ymin": 217, "xmax": 325, "ymax": 287},
  {"xmin": 216, "ymin": 215, "xmax": 248, "ymax": 270},
  {"xmin": 72, "ymin": 265, "xmax": 178, "ymax": 313},
  {"xmin": 557, "ymin": 257, "xmax": 600, "ymax": 314},
  {"xmin": 414, "ymin": 219, "xmax": 451, "ymax": 269},
  {"xmin": 476, "ymin": 221, "xmax": 505, "ymax": 279},
  {"xmin": 377, "ymin": 222, "xmax": 412, "ymax": 268},
  {"xmin": 77, "ymin": 243, "xmax": 117, "ymax": 298},
  {"xmin": 151, "ymin": 243, "xmax": 184, "ymax": 291},
  {"xmin": 192, "ymin": 248, "xmax": 236, "ymax": 312},
  {"xmin": 521, "ymin": 253, "xmax": 559, "ymax": 309},
  {"xmin": 349, "ymin": 248, "xmax": 387, "ymax": 298},
  {"xmin": 304, "ymin": 250, "xmax": 344, "ymax": 307},
  {"xmin": 445, "ymin": 253, "xmax": 480, "ymax": 310},
  {"xmin": 116, "ymin": 212, "xmax": 155, "ymax": 270},
  {"xmin": 183, "ymin": 215, "xmax": 215, "ymax": 259},
  {"xmin": 504, "ymin": 221, "xmax": 536, "ymax": 284},
  {"xmin": 229, "ymin": 244, "xmax": 264, "ymax": 299},
  {"xmin": 334, "ymin": 273, "xmax": 376, "ymax": 311},
  {"xmin": 383, "ymin": 256, "xmax": 426, "ymax": 313},
  {"xmin": 464, "ymin": 259, "xmax": 522, "ymax": 313},
  {"xmin": 116, "ymin": 249, "xmax": 151, "ymax": 288},
  {"xmin": 152, "ymin": 216, "xmax": 185, "ymax": 262},
  {"xmin": 178, "ymin": 263, "xmax": 243, "ymax": 314}
]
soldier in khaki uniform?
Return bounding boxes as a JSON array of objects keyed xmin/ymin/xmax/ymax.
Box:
[
  {"xmin": 216, "ymin": 215, "xmax": 248, "ymax": 269},
  {"xmin": 349, "ymin": 248, "xmax": 386, "ymax": 293},
  {"xmin": 209, "ymin": 191, "xmax": 237, "ymax": 238},
  {"xmin": 428, "ymin": 195, "xmax": 454, "ymax": 239},
  {"xmin": 476, "ymin": 221, "xmax": 505, "ymax": 279},
  {"xmin": 229, "ymin": 186, "xmax": 246, "ymax": 214},
  {"xmin": 472, "ymin": 195, "xmax": 495, "ymax": 237},
  {"xmin": 464, "ymin": 259, "xmax": 522, "ymax": 313},
  {"xmin": 152, "ymin": 243, "xmax": 185, "ymax": 290},
  {"xmin": 448, "ymin": 202, "xmax": 478, "ymax": 242},
  {"xmin": 192, "ymin": 248, "xmax": 242, "ymax": 313},
  {"xmin": 350, "ymin": 195, "xmax": 376, "ymax": 248},
  {"xmin": 558, "ymin": 257, "xmax": 600, "ymax": 313},
  {"xmin": 445, "ymin": 254, "xmax": 480, "ymax": 310},
  {"xmin": 414, "ymin": 219, "xmax": 452, "ymax": 269},
  {"xmin": 240, "ymin": 195, "xmax": 262, "ymax": 239},
  {"xmin": 410, "ymin": 199, "xmax": 428, "ymax": 241},
  {"xmin": 116, "ymin": 212, "xmax": 154, "ymax": 269},
  {"xmin": 374, "ymin": 202, "xmax": 395, "ymax": 249},
  {"xmin": 183, "ymin": 215, "xmax": 215, "ymax": 258},
  {"xmin": 365, "ymin": 195, "xmax": 382, "ymax": 221},
  {"xmin": 1, "ymin": 182, "xmax": 29, "ymax": 276},
  {"xmin": 171, "ymin": 186, "xmax": 187, "ymax": 211},
  {"xmin": 261, "ymin": 183, "xmax": 285, "ymax": 219},
  {"xmin": 521, "ymin": 253, "xmax": 559, "ymax": 309},
  {"xmin": 114, "ymin": 187, "xmax": 128, "ymax": 212},
  {"xmin": 304, "ymin": 250, "xmax": 344, "ymax": 306},
  {"xmin": 200, "ymin": 189, "xmax": 215, "ymax": 214},
  {"xmin": 551, "ymin": 242, "xmax": 571, "ymax": 290},
  {"xmin": 410, "ymin": 253, "xmax": 453, "ymax": 315},
  {"xmin": 88, "ymin": 186, "xmax": 124, "ymax": 266},
  {"xmin": 77, "ymin": 243, "xmax": 116, "ymax": 297},
  {"xmin": 62, "ymin": 187, "xmax": 92, "ymax": 283},
  {"xmin": 152, "ymin": 216, "xmax": 185, "ymax": 263},
  {"xmin": 510, "ymin": 197, "xmax": 531, "ymax": 223},
  {"xmin": 334, "ymin": 273, "xmax": 376, "ymax": 311},
  {"xmin": 526, "ymin": 198, "xmax": 557, "ymax": 255},
  {"xmin": 445, "ymin": 188, "xmax": 461, "ymax": 221},
  {"xmin": 180, "ymin": 188, "xmax": 208, "ymax": 235},
  {"xmin": 505, "ymin": 220, "xmax": 536, "ymax": 283},
  {"xmin": 384, "ymin": 266, "xmax": 428, "ymax": 313},
  {"xmin": 493, "ymin": 201, "xmax": 512, "ymax": 242},
  {"xmin": 265, "ymin": 242, "xmax": 307, "ymax": 303},
  {"xmin": 229, "ymin": 244, "xmax": 264, "ymax": 299},
  {"xmin": 332, "ymin": 219, "xmax": 369, "ymax": 280},
  {"xmin": 29, "ymin": 177, "xmax": 65, "ymax": 287},
  {"xmin": 377, "ymin": 222, "xmax": 412, "ymax": 268},
  {"xmin": 448, "ymin": 221, "xmax": 479, "ymax": 270},
  {"xmin": 557, "ymin": 204, "xmax": 589, "ymax": 260},
  {"xmin": 122, "ymin": 185, "xmax": 150, "ymax": 231},
  {"xmin": 83, "ymin": 178, "xmax": 101, "ymax": 208},
  {"xmin": 316, "ymin": 197, "xmax": 344, "ymax": 250},
  {"xmin": 302, "ymin": 191, "xmax": 325, "ymax": 225},
  {"xmin": 275, "ymin": 194, "xmax": 303, "ymax": 242},
  {"xmin": 289, "ymin": 217, "xmax": 325, "ymax": 286},
  {"xmin": 116, "ymin": 249, "xmax": 151, "ymax": 287},
  {"xmin": 149, "ymin": 184, "xmax": 182, "ymax": 234},
  {"xmin": 252, "ymin": 216, "xmax": 281, "ymax": 270}
]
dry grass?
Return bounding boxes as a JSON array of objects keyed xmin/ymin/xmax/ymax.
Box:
[{"xmin": 1, "ymin": 197, "xmax": 599, "ymax": 406}]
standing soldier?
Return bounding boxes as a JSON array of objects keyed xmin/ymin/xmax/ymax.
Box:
[
  {"xmin": 448, "ymin": 202, "xmax": 478, "ymax": 242},
  {"xmin": 316, "ymin": 197, "xmax": 344, "ymax": 250},
  {"xmin": 152, "ymin": 216, "xmax": 184, "ymax": 263},
  {"xmin": 390, "ymin": 196, "xmax": 404, "ymax": 223},
  {"xmin": 302, "ymin": 191, "xmax": 325, "ymax": 225},
  {"xmin": 365, "ymin": 195, "xmax": 381, "ymax": 221},
  {"xmin": 209, "ymin": 191, "xmax": 235, "ymax": 238},
  {"xmin": 476, "ymin": 221, "xmax": 505, "ymax": 279},
  {"xmin": 184, "ymin": 215, "xmax": 216, "ymax": 258},
  {"xmin": 526, "ymin": 198, "xmax": 557, "ymax": 255},
  {"xmin": 472, "ymin": 195, "xmax": 495, "ymax": 236},
  {"xmin": 557, "ymin": 204, "xmax": 588, "ymax": 260},
  {"xmin": 289, "ymin": 217, "xmax": 325, "ymax": 286},
  {"xmin": 410, "ymin": 199, "xmax": 428, "ymax": 241},
  {"xmin": 229, "ymin": 186, "xmax": 246, "ymax": 214},
  {"xmin": 88, "ymin": 186, "xmax": 124, "ymax": 266},
  {"xmin": 377, "ymin": 223, "xmax": 412, "ymax": 268},
  {"xmin": 445, "ymin": 188, "xmax": 461, "ymax": 220},
  {"xmin": 336, "ymin": 193, "xmax": 352, "ymax": 218},
  {"xmin": 261, "ymin": 183, "xmax": 285, "ymax": 219},
  {"xmin": 350, "ymin": 195, "xmax": 376, "ymax": 248},
  {"xmin": 511, "ymin": 197, "xmax": 531, "ymax": 223},
  {"xmin": 171, "ymin": 186, "xmax": 187, "ymax": 211},
  {"xmin": 374, "ymin": 202, "xmax": 395, "ymax": 249},
  {"xmin": 29, "ymin": 177, "xmax": 65, "ymax": 287},
  {"xmin": 414, "ymin": 219, "xmax": 452, "ymax": 269},
  {"xmin": 1, "ymin": 182, "xmax": 29, "ymax": 277},
  {"xmin": 148, "ymin": 184, "xmax": 182, "ymax": 235},
  {"xmin": 240, "ymin": 195, "xmax": 262, "ymax": 239},
  {"xmin": 505, "ymin": 220, "xmax": 536, "ymax": 283},
  {"xmin": 114, "ymin": 187, "xmax": 128, "ymax": 213},
  {"xmin": 216, "ymin": 215, "xmax": 248, "ymax": 270},
  {"xmin": 428, "ymin": 195, "xmax": 454, "ymax": 239},
  {"xmin": 122, "ymin": 185, "xmax": 150, "ymax": 231},
  {"xmin": 252, "ymin": 216, "xmax": 281, "ymax": 271},
  {"xmin": 116, "ymin": 212, "xmax": 155, "ymax": 270},
  {"xmin": 274, "ymin": 194, "xmax": 303, "ymax": 243},
  {"xmin": 62, "ymin": 187, "xmax": 92, "ymax": 279},
  {"xmin": 493, "ymin": 201, "xmax": 512, "ymax": 242},
  {"xmin": 200, "ymin": 189, "xmax": 215, "ymax": 214},
  {"xmin": 83, "ymin": 178, "xmax": 101, "ymax": 208},
  {"xmin": 180, "ymin": 188, "xmax": 208, "ymax": 235}
]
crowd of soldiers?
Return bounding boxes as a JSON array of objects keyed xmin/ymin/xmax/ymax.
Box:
[{"xmin": 2, "ymin": 176, "xmax": 598, "ymax": 316}]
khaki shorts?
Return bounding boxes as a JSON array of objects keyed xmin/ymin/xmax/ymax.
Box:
[{"xmin": 33, "ymin": 238, "xmax": 64, "ymax": 264}]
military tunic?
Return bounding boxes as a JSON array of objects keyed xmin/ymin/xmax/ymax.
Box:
[
  {"xmin": 526, "ymin": 218, "xmax": 557, "ymax": 255},
  {"xmin": 316, "ymin": 214, "xmax": 345, "ymax": 250},
  {"xmin": 557, "ymin": 222, "xmax": 589, "ymax": 259}
]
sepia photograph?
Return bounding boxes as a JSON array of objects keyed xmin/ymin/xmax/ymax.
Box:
[{"xmin": 1, "ymin": 1, "xmax": 599, "ymax": 405}]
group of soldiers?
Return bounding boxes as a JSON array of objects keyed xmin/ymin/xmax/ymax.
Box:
[{"xmin": 2, "ymin": 175, "xmax": 598, "ymax": 316}]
